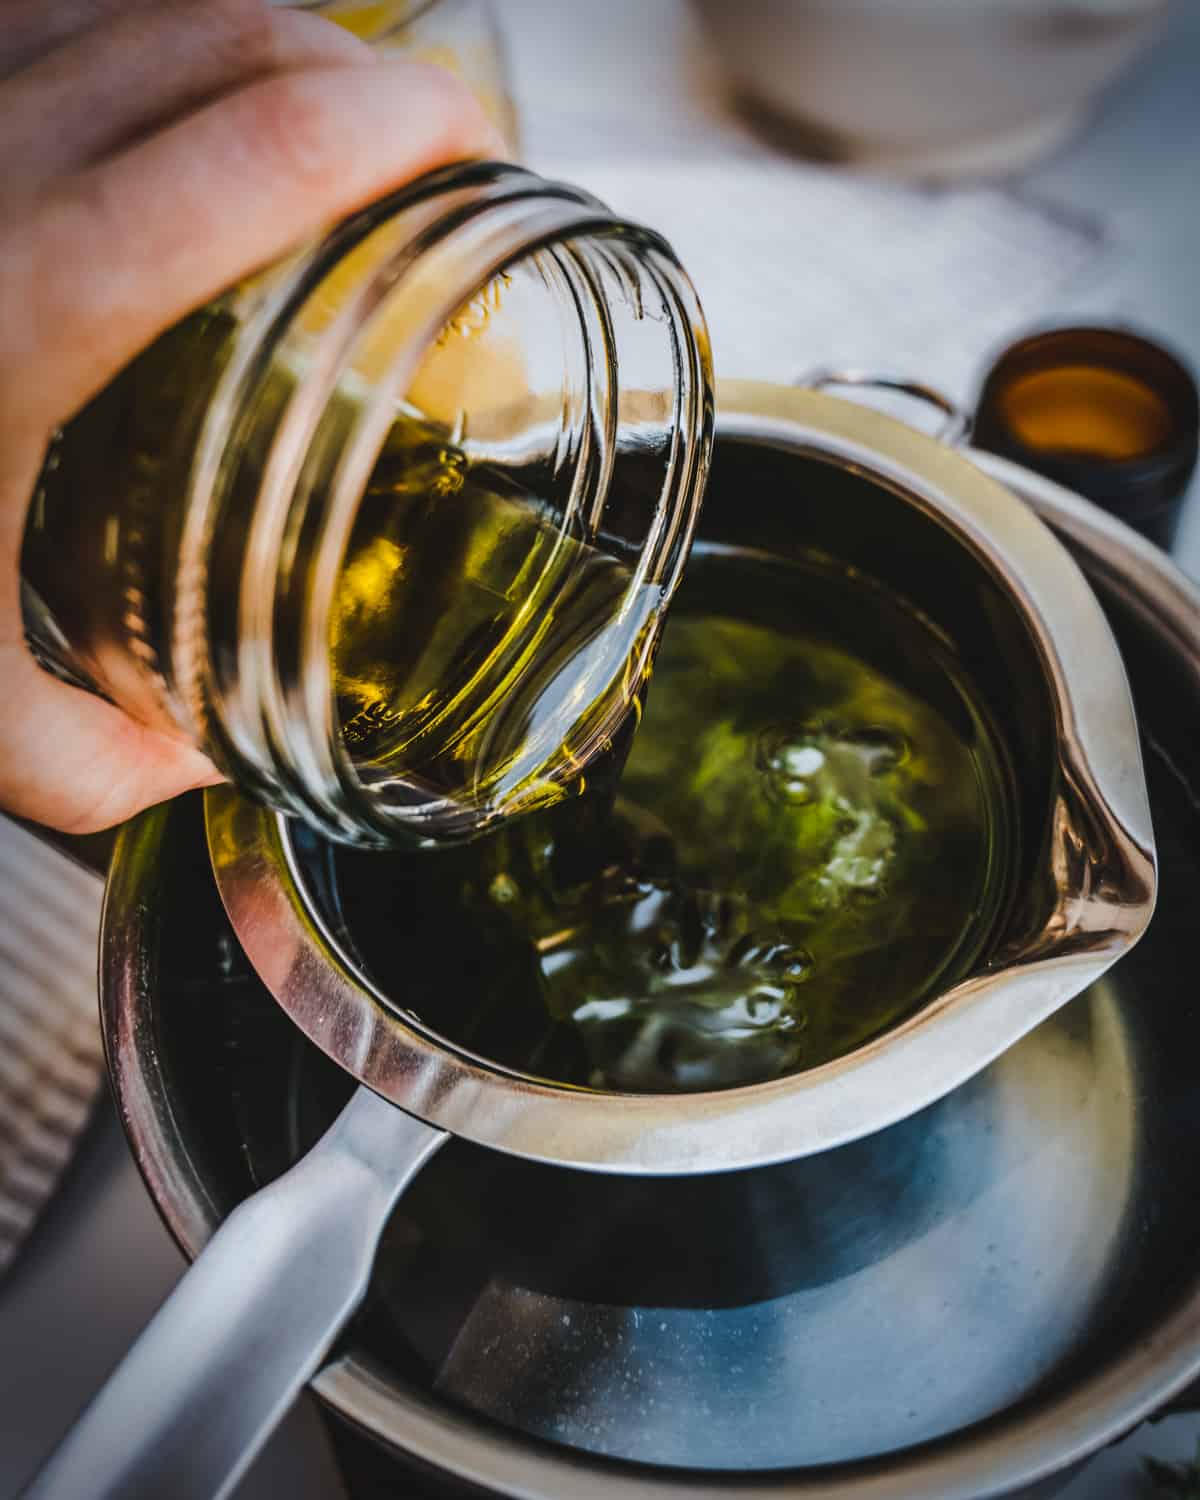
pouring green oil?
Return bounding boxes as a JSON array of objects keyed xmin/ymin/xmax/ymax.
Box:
[
  {"xmin": 330, "ymin": 423, "xmax": 660, "ymax": 825},
  {"xmin": 329, "ymin": 543, "xmax": 1015, "ymax": 1092}
]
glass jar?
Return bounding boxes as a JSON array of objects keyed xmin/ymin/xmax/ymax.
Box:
[
  {"xmin": 21, "ymin": 161, "xmax": 713, "ymax": 847},
  {"xmin": 283, "ymin": 0, "xmax": 520, "ymax": 153}
]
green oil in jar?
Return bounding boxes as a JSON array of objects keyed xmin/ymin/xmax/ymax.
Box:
[
  {"xmin": 24, "ymin": 301, "xmax": 661, "ymax": 834},
  {"xmin": 327, "ymin": 544, "xmax": 1015, "ymax": 1091},
  {"xmin": 21, "ymin": 160, "xmax": 713, "ymax": 848},
  {"xmin": 332, "ymin": 423, "xmax": 659, "ymax": 823}
]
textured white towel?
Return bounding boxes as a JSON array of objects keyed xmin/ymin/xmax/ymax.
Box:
[{"xmin": 0, "ymin": 818, "xmax": 105, "ymax": 1276}]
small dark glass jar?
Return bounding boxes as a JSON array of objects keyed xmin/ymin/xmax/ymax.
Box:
[{"xmin": 974, "ymin": 326, "xmax": 1199, "ymax": 551}]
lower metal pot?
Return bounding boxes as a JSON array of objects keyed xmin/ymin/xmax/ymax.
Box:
[{"xmin": 101, "ymin": 390, "xmax": 1200, "ymax": 1498}]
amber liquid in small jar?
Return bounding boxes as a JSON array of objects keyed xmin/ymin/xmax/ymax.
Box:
[
  {"xmin": 997, "ymin": 365, "xmax": 1174, "ymax": 462},
  {"xmin": 974, "ymin": 327, "xmax": 1199, "ymax": 550}
]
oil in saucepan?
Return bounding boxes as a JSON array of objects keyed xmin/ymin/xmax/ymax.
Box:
[{"xmin": 330, "ymin": 545, "xmax": 1015, "ymax": 1092}]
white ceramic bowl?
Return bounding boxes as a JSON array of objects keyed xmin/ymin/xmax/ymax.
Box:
[{"xmin": 689, "ymin": 0, "xmax": 1171, "ymax": 178}]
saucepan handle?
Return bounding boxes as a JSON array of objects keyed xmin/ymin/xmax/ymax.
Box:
[
  {"xmin": 24, "ymin": 1086, "xmax": 447, "ymax": 1500},
  {"xmin": 795, "ymin": 367, "xmax": 973, "ymax": 447}
]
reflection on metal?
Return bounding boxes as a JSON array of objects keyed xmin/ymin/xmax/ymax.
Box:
[{"xmin": 795, "ymin": 367, "xmax": 973, "ymax": 447}]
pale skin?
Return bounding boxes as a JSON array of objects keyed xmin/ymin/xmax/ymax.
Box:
[{"xmin": 0, "ymin": 0, "xmax": 501, "ymax": 834}]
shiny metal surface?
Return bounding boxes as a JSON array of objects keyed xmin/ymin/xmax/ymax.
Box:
[
  {"xmin": 98, "ymin": 406, "xmax": 1200, "ymax": 1498},
  {"xmin": 795, "ymin": 367, "xmax": 973, "ymax": 446},
  {"xmin": 205, "ymin": 385, "xmax": 1155, "ymax": 1173},
  {"xmin": 414, "ymin": 987, "xmax": 1137, "ymax": 1466},
  {"xmin": 25, "ymin": 1086, "xmax": 443, "ymax": 1500}
]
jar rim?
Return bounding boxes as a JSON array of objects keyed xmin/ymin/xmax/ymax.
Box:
[{"xmin": 176, "ymin": 162, "xmax": 712, "ymax": 846}]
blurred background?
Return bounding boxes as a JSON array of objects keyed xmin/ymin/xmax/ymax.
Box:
[
  {"xmin": 501, "ymin": 0, "xmax": 1200, "ymax": 562},
  {"xmin": 2, "ymin": 2, "xmax": 1199, "ymax": 1496}
]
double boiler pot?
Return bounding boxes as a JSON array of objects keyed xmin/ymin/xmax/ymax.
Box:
[{"xmin": 75, "ymin": 380, "xmax": 1200, "ymax": 1500}]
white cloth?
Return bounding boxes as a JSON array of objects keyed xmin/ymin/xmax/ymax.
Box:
[
  {"xmin": 0, "ymin": 819, "xmax": 104, "ymax": 1275},
  {"xmin": 502, "ymin": 0, "xmax": 1105, "ymax": 407}
]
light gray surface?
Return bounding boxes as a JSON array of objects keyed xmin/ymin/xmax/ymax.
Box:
[{"xmin": 2, "ymin": 2, "xmax": 1199, "ymax": 1497}]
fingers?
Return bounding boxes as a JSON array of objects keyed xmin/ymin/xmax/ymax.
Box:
[
  {"xmin": 0, "ymin": 644, "xmax": 223, "ymax": 835},
  {"xmin": 0, "ymin": 417, "xmax": 219, "ymax": 833},
  {"xmin": 1, "ymin": 56, "xmax": 503, "ymax": 432},
  {"xmin": 0, "ymin": 0, "xmax": 160, "ymax": 80},
  {"xmin": 0, "ymin": 5, "xmax": 505, "ymax": 833},
  {"xmin": 1, "ymin": 1, "xmax": 373, "ymax": 195}
]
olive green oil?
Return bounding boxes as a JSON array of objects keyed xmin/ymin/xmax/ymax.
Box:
[
  {"xmin": 332, "ymin": 425, "xmax": 659, "ymax": 824},
  {"xmin": 24, "ymin": 303, "xmax": 661, "ymax": 834},
  {"xmin": 330, "ymin": 544, "xmax": 1014, "ymax": 1092}
]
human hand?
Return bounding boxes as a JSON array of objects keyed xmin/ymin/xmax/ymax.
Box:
[{"xmin": 0, "ymin": 0, "xmax": 500, "ymax": 834}]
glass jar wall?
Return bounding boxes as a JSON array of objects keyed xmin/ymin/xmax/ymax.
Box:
[{"xmin": 21, "ymin": 162, "xmax": 712, "ymax": 846}]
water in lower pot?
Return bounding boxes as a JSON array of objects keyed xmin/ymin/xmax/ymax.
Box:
[{"xmin": 327, "ymin": 541, "xmax": 1016, "ymax": 1091}]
